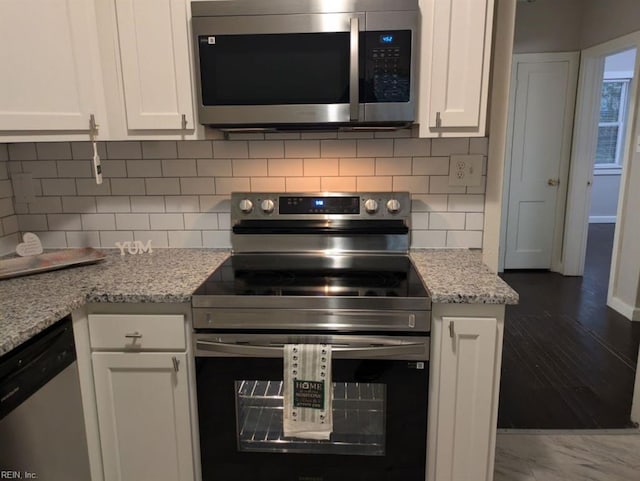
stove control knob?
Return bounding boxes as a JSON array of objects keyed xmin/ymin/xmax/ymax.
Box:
[
  {"xmin": 238, "ymin": 199, "xmax": 253, "ymax": 214},
  {"xmin": 386, "ymin": 199, "xmax": 401, "ymax": 214},
  {"xmin": 261, "ymin": 199, "xmax": 275, "ymax": 214},
  {"xmin": 364, "ymin": 198, "xmax": 379, "ymax": 214}
]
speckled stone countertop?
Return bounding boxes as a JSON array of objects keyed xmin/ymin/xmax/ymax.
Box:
[
  {"xmin": 410, "ymin": 249, "xmax": 519, "ymax": 305},
  {"xmin": 0, "ymin": 249, "xmax": 230, "ymax": 357},
  {"xmin": 0, "ymin": 248, "xmax": 517, "ymax": 357}
]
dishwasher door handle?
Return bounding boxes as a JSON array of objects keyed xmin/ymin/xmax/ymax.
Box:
[{"xmin": 195, "ymin": 338, "xmax": 429, "ymax": 361}]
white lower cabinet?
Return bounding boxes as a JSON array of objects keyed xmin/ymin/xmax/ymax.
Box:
[
  {"xmin": 85, "ymin": 313, "xmax": 197, "ymax": 481},
  {"xmin": 427, "ymin": 305, "xmax": 504, "ymax": 481}
]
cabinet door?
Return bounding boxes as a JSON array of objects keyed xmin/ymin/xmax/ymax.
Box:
[
  {"xmin": 92, "ymin": 352, "xmax": 195, "ymax": 481},
  {"xmin": 432, "ymin": 317, "xmax": 498, "ymax": 481},
  {"xmin": 0, "ymin": 0, "xmax": 103, "ymax": 131},
  {"xmin": 114, "ymin": 0, "xmax": 194, "ymax": 130},
  {"xmin": 419, "ymin": 0, "xmax": 494, "ymax": 136}
]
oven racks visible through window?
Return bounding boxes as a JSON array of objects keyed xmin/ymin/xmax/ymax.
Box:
[{"xmin": 235, "ymin": 380, "xmax": 386, "ymax": 456}]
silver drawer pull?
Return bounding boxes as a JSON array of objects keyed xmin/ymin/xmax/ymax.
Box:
[
  {"xmin": 172, "ymin": 356, "xmax": 180, "ymax": 372},
  {"xmin": 125, "ymin": 332, "xmax": 143, "ymax": 339}
]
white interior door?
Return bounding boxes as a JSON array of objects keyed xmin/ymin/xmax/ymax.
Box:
[{"xmin": 503, "ymin": 53, "xmax": 579, "ymax": 269}]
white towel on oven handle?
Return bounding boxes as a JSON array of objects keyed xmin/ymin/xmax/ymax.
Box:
[{"xmin": 283, "ymin": 344, "xmax": 332, "ymax": 440}]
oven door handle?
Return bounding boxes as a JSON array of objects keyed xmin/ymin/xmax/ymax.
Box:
[{"xmin": 195, "ymin": 339, "xmax": 428, "ymax": 360}]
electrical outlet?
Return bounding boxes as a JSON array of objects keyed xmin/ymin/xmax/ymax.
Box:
[{"xmin": 448, "ymin": 155, "xmax": 483, "ymax": 186}]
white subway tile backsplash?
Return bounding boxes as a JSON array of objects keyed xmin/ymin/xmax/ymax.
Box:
[
  {"xmin": 165, "ymin": 196, "xmax": 200, "ymax": 213},
  {"xmin": 411, "ymin": 212, "xmax": 429, "ymax": 229},
  {"xmin": 168, "ymin": 230, "xmax": 202, "ymax": 248},
  {"xmin": 127, "ymin": 160, "xmax": 162, "ymax": 178},
  {"xmin": 411, "ymin": 195, "xmax": 449, "ymax": 212},
  {"xmin": 131, "ymin": 196, "xmax": 165, "ymax": 213},
  {"xmin": 106, "ymin": 142, "xmax": 142, "ymax": 159},
  {"xmin": 217, "ymin": 213, "xmax": 231, "ymax": 230},
  {"xmin": 8, "ymin": 161, "xmax": 22, "ymax": 174},
  {"xmin": 250, "ymin": 177, "xmax": 286, "ymax": 192},
  {"xmin": 82, "ymin": 214, "xmax": 116, "ymax": 231},
  {"xmin": 62, "ymin": 196, "xmax": 97, "ymax": 213},
  {"xmin": 447, "ymin": 230, "xmax": 483, "ymax": 248},
  {"xmin": 162, "ymin": 159, "xmax": 196, "ymax": 177},
  {"xmin": 285, "ymin": 177, "xmax": 320, "ymax": 192},
  {"xmin": 38, "ymin": 231, "xmax": 68, "ymax": 248},
  {"xmin": 213, "ymin": 141, "xmax": 249, "ymax": 158},
  {"xmin": 469, "ymin": 138, "xmax": 489, "ymax": 155},
  {"xmin": 0, "ymin": 198, "xmax": 13, "ymax": 218},
  {"xmin": 412, "ymin": 157, "xmax": 450, "ymax": 176},
  {"xmin": 197, "ymin": 158, "xmax": 232, "ymax": 177},
  {"xmin": 321, "ymin": 177, "xmax": 356, "ymax": 192},
  {"xmin": 41, "ymin": 179, "xmax": 76, "ymax": 196},
  {"xmin": 76, "ymin": 179, "xmax": 111, "ymax": 196},
  {"xmin": 8, "ymin": 143, "xmax": 37, "ymax": 161},
  {"xmin": 178, "ymin": 141, "xmax": 212, "ymax": 159},
  {"xmin": 393, "ymin": 138, "xmax": 430, "ymax": 157},
  {"xmin": 304, "ymin": 158, "xmax": 339, "ymax": 176},
  {"xmin": 18, "ymin": 214, "xmax": 48, "ymax": 231},
  {"xmin": 146, "ymin": 178, "xmax": 180, "ymax": 195},
  {"xmin": 429, "ymin": 212, "xmax": 466, "ymax": 230},
  {"xmin": 22, "ymin": 160, "xmax": 58, "ymax": 178},
  {"xmin": 57, "ymin": 160, "xmax": 92, "ymax": 178},
  {"xmin": 268, "ymin": 158, "xmax": 303, "ymax": 177},
  {"xmin": 48, "ymin": 214, "xmax": 82, "ymax": 231},
  {"xmin": 3, "ymin": 215, "xmax": 19, "ymax": 236},
  {"xmin": 285, "ymin": 141, "xmax": 320, "ymax": 158},
  {"xmin": 392, "ymin": 176, "xmax": 428, "ymax": 194},
  {"xmin": 36, "ymin": 142, "xmax": 72, "ymax": 160},
  {"xmin": 375, "ymin": 157, "xmax": 412, "ymax": 176},
  {"xmin": 448, "ymin": 195, "xmax": 485, "ymax": 212},
  {"xmin": 321, "ymin": 140, "xmax": 356, "ymax": 158},
  {"xmin": 29, "ymin": 197, "xmax": 63, "ymax": 214},
  {"xmin": 339, "ymin": 158, "xmax": 374, "ymax": 176},
  {"xmin": 71, "ymin": 142, "xmax": 107, "ymax": 160},
  {"xmin": 249, "ymin": 141, "xmax": 284, "ymax": 159},
  {"xmin": 356, "ymin": 176, "xmax": 392, "ymax": 192},
  {"xmin": 431, "ymin": 138, "xmax": 470, "ymax": 156},
  {"xmin": 134, "ymin": 230, "xmax": 168, "ymax": 248},
  {"xmin": 101, "ymin": 159, "xmax": 128, "ymax": 178},
  {"xmin": 66, "ymin": 231, "xmax": 100, "ymax": 248},
  {"xmin": 466, "ymin": 213, "xmax": 485, "ymax": 230},
  {"xmin": 180, "ymin": 177, "xmax": 215, "ymax": 195},
  {"xmin": 116, "ymin": 213, "xmax": 150, "ymax": 230},
  {"xmin": 184, "ymin": 213, "xmax": 219, "ymax": 230},
  {"xmin": 14, "ymin": 202, "xmax": 29, "ymax": 214},
  {"xmin": 411, "ymin": 230, "xmax": 447, "ymax": 248},
  {"xmin": 202, "ymin": 230, "xmax": 231, "ymax": 248},
  {"xmin": 215, "ymin": 177, "xmax": 250, "ymax": 195},
  {"xmin": 233, "ymin": 158, "xmax": 268, "ymax": 177},
  {"xmin": 0, "ymin": 145, "xmax": 9, "ymax": 161},
  {"xmin": 142, "ymin": 141, "xmax": 177, "ymax": 159},
  {"xmin": 0, "ymin": 162, "xmax": 8, "ymax": 181},
  {"xmin": 101, "ymin": 231, "xmax": 133, "ymax": 247},
  {"xmin": 199, "ymin": 196, "xmax": 231, "ymax": 213},
  {"xmin": 429, "ymin": 176, "xmax": 466, "ymax": 194},
  {"xmin": 111, "ymin": 178, "xmax": 145, "ymax": 196},
  {"xmin": 150, "ymin": 213, "xmax": 184, "ymax": 230},
  {"xmin": 466, "ymin": 176, "xmax": 487, "ymax": 194},
  {"xmin": 357, "ymin": 139, "xmax": 393, "ymax": 157},
  {"xmin": 96, "ymin": 196, "xmax": 130, "ymax": 213}
]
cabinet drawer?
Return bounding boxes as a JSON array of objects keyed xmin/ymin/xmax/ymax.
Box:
[{"xmin": 88, "ymin": 314, "xmax": 185, "ymax": 351}]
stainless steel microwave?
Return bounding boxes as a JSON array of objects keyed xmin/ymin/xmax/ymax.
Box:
[{"xmin": 191, "ymin": 0, "xmax": 419, "ymax": 129}]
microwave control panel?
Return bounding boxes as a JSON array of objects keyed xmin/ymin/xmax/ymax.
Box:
[{"xmin": 363, "ymin": 30, "xmax": 412, "ymax": 103}]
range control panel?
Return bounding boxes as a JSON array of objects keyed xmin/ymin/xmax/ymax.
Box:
[{"xmin": 231, "ymin": 192, "xmax": 411, "ymax": 221}]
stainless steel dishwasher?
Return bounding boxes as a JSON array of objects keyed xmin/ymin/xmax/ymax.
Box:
[{"xmin": 0, "ymin": 316, "xmax": 91, "ymax": 480}]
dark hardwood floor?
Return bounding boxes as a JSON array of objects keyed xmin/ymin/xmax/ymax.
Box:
[{"xmin": 498, "ymin": 224, "xmax": 640, "ymax": 429}]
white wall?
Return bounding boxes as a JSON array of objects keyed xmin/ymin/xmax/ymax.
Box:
[
  {"xmin": 4, "ymin": 132, "xmax": 489, "ymax": 250},
  {"xmin": 581, "ymin": 0, "xmax": 640, "ymax": 49},
  {"xmin": 513, "ymin": 0, "xmax": 582, "ymax": 54}
]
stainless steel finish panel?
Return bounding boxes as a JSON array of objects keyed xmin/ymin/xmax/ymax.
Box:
[
  {"xmin": 191, "ymin": 0, "xmax": 420, "ymax": 17},
  {"xmin": 194, "ymin": 333, "xmax": 429, "ymax": 360},
  {"xmin": 192, "ymin": 308, "xmax": 430, "ymax": 332},
  {"xmin": 192, "ymin": 295, "xmax": 431, "ymax": 310},
  {"xmin": 232, "ymin": 234, "xmax": 409, "ymax": 254},
  {"xmin": 350, "ymin": 17, "xmax": 360, "ymax": 121}
]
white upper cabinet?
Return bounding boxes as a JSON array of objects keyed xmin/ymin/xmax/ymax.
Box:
[
  {"xmin": 418, "ymin": 0, "xmax": 495, "ymax": 137},
  {"xmin": 97, "ymin": 0, "xmax": 197, "ymax": 138},
  {"xmin": 0, "ymin": 0, "xmax": 106, "ymax": 134}
]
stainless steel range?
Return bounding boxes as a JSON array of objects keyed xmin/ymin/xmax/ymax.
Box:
[{"xmin": 192, "ymin": 192, "xmax": 430, "ymax": 481}]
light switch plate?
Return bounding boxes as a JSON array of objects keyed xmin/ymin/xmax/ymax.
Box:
[{"xmin": 448, "ymin": 155, "xmax": 483, "ymax": 186}]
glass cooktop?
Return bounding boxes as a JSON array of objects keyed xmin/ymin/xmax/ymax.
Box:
[{"xmin": 193, "ymin": 254, "xmax": 429, "ymax": 299}]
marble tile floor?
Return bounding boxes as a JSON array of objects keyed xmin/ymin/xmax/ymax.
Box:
[{"xmin": 494, "ymin": 429, "xmax": 640, "ymax": 481}]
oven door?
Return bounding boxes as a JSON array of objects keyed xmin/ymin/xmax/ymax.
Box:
[{"xmin": 194, "ymin": 334, "xmax": 429, "ymax": 481}]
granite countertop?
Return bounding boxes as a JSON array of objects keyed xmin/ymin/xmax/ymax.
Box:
[{"xmin": 0, "ymin": 248, "xmax": 517, "ymax": 357}]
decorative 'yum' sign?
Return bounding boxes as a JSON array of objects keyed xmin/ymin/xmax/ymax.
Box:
[{"xmin": 115, "ymin": 240, "xmax": 153, "ymax": 256}]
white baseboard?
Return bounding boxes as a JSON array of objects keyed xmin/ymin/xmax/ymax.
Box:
[
  {"xmin": 589, "ymin": 216, "xmax": 617, "ymax": 223},
  {"xmin": 608, "ymin": 296, "xmax": 640, "ymax": 321}
]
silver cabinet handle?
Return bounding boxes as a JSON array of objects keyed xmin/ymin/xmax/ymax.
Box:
[
  {"xmin": 547, "ymin": 178, "xmax": 560, "ymax": 186},
  {"xmin": 449, "ymin": 321, "xmax": 455, "ymax": 338},
  {"xmin": 172, "ymin": 356, "xmax": 180, "ymax": 372},
  {"xmin": 349, "ymin": 17, "xmax": 359, "ymax": 121},
  {"xmin": 124, "ymin": 332, "xmax": 142, "ymax": 339},
  {"xmin": 181, "ymin": 113, "xmax": 187, "ymax": 129}
]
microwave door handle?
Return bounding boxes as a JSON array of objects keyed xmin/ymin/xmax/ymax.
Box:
[{"xmin": 350, "ymin": 16, "xmax": 359, "ymax": 121}]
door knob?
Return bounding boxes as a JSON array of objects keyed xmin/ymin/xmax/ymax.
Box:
[{"xmin": 547, "ymin": 178, "xmax": 560, "ymax": 186}]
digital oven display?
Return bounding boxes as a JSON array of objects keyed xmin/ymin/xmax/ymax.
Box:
[{"xmin": 279, "ymin": 196, "xmax": 360, "ymax": 214}]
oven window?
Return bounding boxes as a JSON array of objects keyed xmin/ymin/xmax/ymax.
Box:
[{"xmin": 235, "ymin": 380, "xmax": 386, "ymax": 456}]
